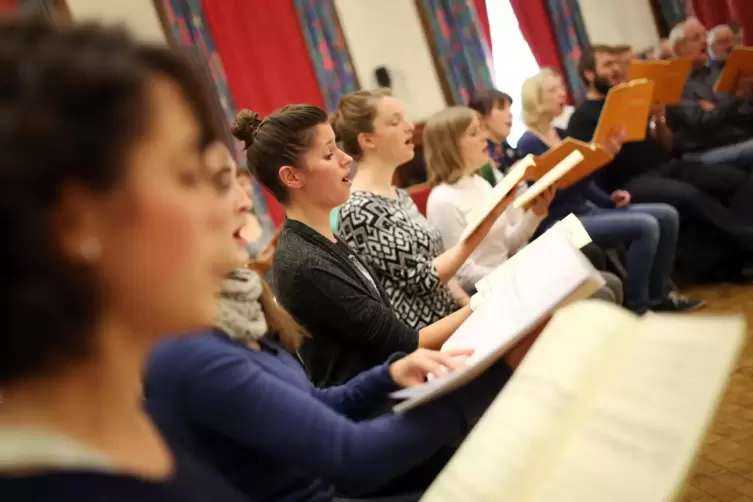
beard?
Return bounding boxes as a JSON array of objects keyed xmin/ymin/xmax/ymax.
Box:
[{"xmin": 593, "ymin": 75, "xmax": 613, "ymax": 95}]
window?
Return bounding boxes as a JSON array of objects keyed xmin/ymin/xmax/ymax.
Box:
[{"xmin": 486, "ymin": 0, "xmax": 540, "ymax": 146}]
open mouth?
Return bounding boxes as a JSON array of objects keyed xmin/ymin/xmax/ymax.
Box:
[
  {"xmin": 342, "ymin": 173, "xmax": 352, "ymax": 184},
  {"xmin": 405, "ymin": 138, "xmax": 414, "ymax": 146},
  {"xmin": 232, "ymin": 227, "xmax": 246, "ymax": 245}
]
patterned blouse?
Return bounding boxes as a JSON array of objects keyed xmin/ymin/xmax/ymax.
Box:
[{"xmin": 338, "ymin": 189, "xmax": 458, "ymax": 330}]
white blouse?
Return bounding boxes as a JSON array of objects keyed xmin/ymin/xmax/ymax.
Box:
[{"xmin": 427, "ymin": 175, "xmax": 545, "ymax": 291}]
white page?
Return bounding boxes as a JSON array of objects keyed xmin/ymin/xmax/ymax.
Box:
[
  {"xmin": 390, "ymin": 227, "xmax": 603, "ymax": 413},
  {"xmin": 420, "ymin": 302, "xmax": 745, "ymax": 502},
  {"xmin": 473, "ymin": 221, "xmax": 596, "ymax": 305},
  {"xmin": 554, "ymin": 213, "xmax": 592, "ymax": 249},
  {"xmin": 533, "ymin": 314, "xmax": 744, "ymax": 502},
  {"xmin": 460, "ymin": 155, "xmax": 536, "ymax": 241},
  {"xmin": 513, "ymin": 150, "xmax": 584, "ymax": 209}
]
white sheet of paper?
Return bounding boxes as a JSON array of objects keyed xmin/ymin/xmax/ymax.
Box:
[
  {"xmin": 554, "ymin": 213, "xmax": 592, "ymax": 249},
  {"xmin": 472, "ymin": 219, "xmax": 595, "ymax": 307},
  {"xmin": 390, "ymin": 226, "xmax": 603, "ymax": 413},
  {"xmin": 420, "ymin": 302, "xmax": 745, "ymax": 502}
]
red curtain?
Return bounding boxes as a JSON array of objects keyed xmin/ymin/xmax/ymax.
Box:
[
  {"xmin": 509, "ymin": 0, "xmax": 570, "ymax": 100},
  {"xmin": 689, "ymin": 0, "xmax": 753, "ymax": 45},
  {"xmin": 202, "ymin": 0, "xmax": 326, "ymax": 225}
]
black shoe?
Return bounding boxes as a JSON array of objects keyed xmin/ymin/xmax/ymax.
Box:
[{"xmin": 652, "ymin": 292, "xmax": 707, "ymax": 313}]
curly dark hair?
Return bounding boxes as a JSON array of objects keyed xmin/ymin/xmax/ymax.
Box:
[{"xmin": 0, "ymin": 18, "xmax": 220, "ymax": 383}]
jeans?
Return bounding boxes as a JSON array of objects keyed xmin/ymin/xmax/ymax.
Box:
[
  {"xmin": 578, "ymin": 203, "xmax": 679, "ymax": 313},
  {"xmin": 683, "ymin": 137, "xmax": 753, "ymax": 172}
]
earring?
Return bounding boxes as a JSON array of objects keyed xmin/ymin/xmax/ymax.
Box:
[{"xmin": 79, "ymin": 236, "xmax": 101, "ymax": 261}]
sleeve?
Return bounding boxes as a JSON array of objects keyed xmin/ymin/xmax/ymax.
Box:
[
  {"xmin": 313, "ymin": 352, "xmax": 404, "ymax": 417},
  {"xmin": 667, "ymin": 94, "xmax": 753, "ymax": 134},
  {"xmin": 426, "ymin": 189, "xmax": 495, "ymax": 289},
  {"xmin": 294, "ymin": 267, "xmax": 419, "ymax": 361},
  {"xmin": 339, "ymin": 198, "xmax": 443, "ymax": 297},
  {"xmin": 501, "ymin": 202, "xmax": 545, "ymax": 255},
  {"xmin": 177, "ymin": 344, "xmax": 478, "ymax": 494},
  {"xmin": 585, "ymin": 180, "xmax": 614, "ymax": 208}
]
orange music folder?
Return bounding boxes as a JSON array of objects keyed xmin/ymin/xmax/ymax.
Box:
[
  {"xmin": 714, "ymin": 47, "xmax": 753, "ymax": 93},
  {"xmin": 592, "ymin": 79, "xmax": 654, "ymax": 146},
  {"xmin": 528, "ymin": 138, "xmax": 613, "ymax": 189},
  {"xmin": 628, "ymin": 59, "xmax": 691, "ymax": 104}
]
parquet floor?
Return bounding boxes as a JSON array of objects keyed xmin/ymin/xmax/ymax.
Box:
[{"xmin": 678, "ymin": 283, "xmax": 753, "ymax": 502}]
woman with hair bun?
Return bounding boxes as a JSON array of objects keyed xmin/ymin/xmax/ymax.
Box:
[
  {"xmin": 0, "ymin": 18, "xmax": 247, "ymax": 501},
  {"xmin": 231, "ymin": 105, "xmax": 523, "ymax": 389},
  {"xmin": 142, "ymin": 108, "xmax": 519, "ymax": 502}
]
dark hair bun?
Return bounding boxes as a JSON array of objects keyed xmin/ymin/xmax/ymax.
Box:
[{"xmin": 231, "ymin": 109, "xmax": 263, "ymax": 147}]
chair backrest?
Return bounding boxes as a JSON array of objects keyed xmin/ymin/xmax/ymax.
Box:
[{"xmin": 406, "ymin": 183, "xmax": 431, "ymax": 216}]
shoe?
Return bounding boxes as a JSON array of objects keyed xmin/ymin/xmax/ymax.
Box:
[{"xmin": 652, "ymin": 291, "xmax": 706, "ymax": 313}]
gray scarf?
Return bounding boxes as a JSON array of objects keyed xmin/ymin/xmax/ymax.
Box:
[{"xmin": 217, "ymin": 268, "xmax": 269, "ymax": 343}]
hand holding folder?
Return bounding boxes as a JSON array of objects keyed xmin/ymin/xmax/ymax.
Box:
[
  {"xmin": 460, "ymin": 155, "xmax": 536, "ymax": 242},
  {"xmin": 627, "ymin": 58, "xmax": 692, "ymax": 104},
  {"xmin": 592, "ymin": 78, "xmax": 655, "ymax": 145},
  {"xmin": 714, "ymin": 46, "xmax": 753, "ymax": 93},
  {"xmin": 525, "ymin": 138, "xmax": 613, "ymax": 190}
]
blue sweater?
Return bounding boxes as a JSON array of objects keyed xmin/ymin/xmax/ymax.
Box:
[
  {"xmin": 517, "ymin": 129, "xmax": 613, "ymax": 226},
  {"xmin": 144, "ymin": 331, "xmax": 512, "ymax": 502}
]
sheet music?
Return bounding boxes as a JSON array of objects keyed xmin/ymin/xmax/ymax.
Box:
[
  {"xmin": 554, "ymin": 213, "xmax": 592, "ymax": 249},
  {"xmin": 535, "ymin": 314, "xmax": 744, "ymax": 502},
  {"xmin": 473, "ymin": 221, "xmax": 594, "ymax": 303},
  {"xmin": 420, "ymin": 303, "xmax": 745, "ymax": 502},
  {"xmin": 391, "ymin": 227, "xmax": 603, "ymax": 413}
]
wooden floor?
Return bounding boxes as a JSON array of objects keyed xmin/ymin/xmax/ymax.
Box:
[{"xmin": 679, "ymin": 283, "xmax": 753, "ymax": 502}]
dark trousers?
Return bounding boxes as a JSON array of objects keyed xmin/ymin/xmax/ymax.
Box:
[{"xmin": 623, "ymin": 159, "xmax": 753, "ymax": 252}]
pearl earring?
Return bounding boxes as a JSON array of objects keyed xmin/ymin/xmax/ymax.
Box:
[{"xmin": 79, "ymin": 237, "xmax": 101, "ymax": 261}]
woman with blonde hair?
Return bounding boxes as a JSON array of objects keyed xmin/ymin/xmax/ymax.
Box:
[
  {"xmin": 424, "ymin": 106, "xmax": 623, "ymax": 303},
  {"xmin": 516, "ymin": 69, "xmax": 703, "ymax": 314},
  {"xmin": 145, "ymin": 137, "xmax": 516, "ymax": 502}
]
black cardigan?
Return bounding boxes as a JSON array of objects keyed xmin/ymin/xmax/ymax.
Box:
[{"xmin": 273, "ymin": 219, "xmax": 419, "ymax": 387}]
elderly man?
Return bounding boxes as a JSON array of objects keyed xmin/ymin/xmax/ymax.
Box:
[
  {"xmin": 707, "ymin": 24, "xmax": 736, "ymax": 66},
  {"xmin": 667, "ymin": 18, "xmax": 753, "ymax": 171}
]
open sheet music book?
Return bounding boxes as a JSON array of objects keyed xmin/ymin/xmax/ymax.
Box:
[
  {"xmin": 714, "ymin": 47, "xmax": 753, "ymax": 93},
  {"xmin": 420, "ymin": 301, "xmax": 745, "ymax": 502},
  {"xmin": 592, "ymin": 79, "xmax": 654, "ymax": 145},
  {"xmin": 512, "ymin": 150, "xmax": 584, "ymax": 210},
  {"xmin": 526, "ymin": 138, "xmax": 613, "ymax": 190},
  {"xmin": 460, "ymin": 155, "xmax": 536, "ymax": 241},
  {"xmin": 627, "ymin": 58, "xmax": 692, "ymax": 105},
  {"xmin": 390, "ymin": 224, "xmax": 605, "ymax": 413},
  {"xmin": 474, "ymin": 213, "xmax": 592, "ymax": 299}
]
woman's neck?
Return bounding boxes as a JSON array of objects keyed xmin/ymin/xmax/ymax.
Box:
[
  {"xmin": 350, "ymin": 157, "xmax": 399, "ymax": 199},
  {"xmin": 527, "ymin": 118, "xmax": 559, "ymax": 147},
  {"xmin": 488, "ymin": 132, "xmax": 508, "ymax": 146},
  {"xmin": 286, "ymin": 202, "xmax": 336, "ymax": 242},
  {"xmin": 0, "ymin": 319, "xmax": 173, "ymax": 480}
]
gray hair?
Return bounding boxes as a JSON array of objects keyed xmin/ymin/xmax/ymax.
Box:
[
  {"xmin": 708, "ymin": 24, "xmax": 733, "ymax": 45},
  {"xmin": 668, "ymin": 21, "xmax": 688, "ymax": 56}
]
